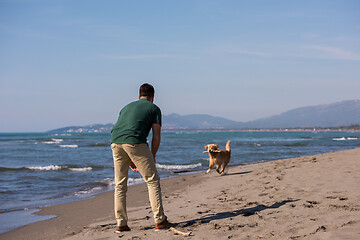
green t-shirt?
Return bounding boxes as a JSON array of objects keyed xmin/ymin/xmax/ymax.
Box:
[{"xmin": 111, "ymin": 98, "xmax": 162, "ymax": 144}]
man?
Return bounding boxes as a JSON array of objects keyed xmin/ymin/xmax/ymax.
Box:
[{"xmin": 111, "ymin": 83, "xmax": 173, "ymax": 233}]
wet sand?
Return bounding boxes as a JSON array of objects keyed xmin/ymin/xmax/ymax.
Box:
[{"xmin": 1, "ymin": 148, "xmax": 359, "ymax": 240}]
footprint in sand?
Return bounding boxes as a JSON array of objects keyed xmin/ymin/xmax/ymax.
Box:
[
  {"xmin": 326, "ymin": 196, "xmax": 348, "ymax": 201},
  {"xmin": 312, "ymin": 226, "xmax": 327, "ymax": 234},
  {"xmin": 328, "ymin": 204, "xmax": 359, "ymax": 211},
  {"xmin": 341, "ymin": 220, "xmax": 357, "ymax": 227},
  {"xmin": 326, "ymin": 196, "xmax": 337, "ymax": 199},
  {"xmin": 303, "ymin": 200, "xmax": 319, "ymax": 208},
  {"xmin": 197, "ymin": 210, "xmax": 211, "ymax": 214}
]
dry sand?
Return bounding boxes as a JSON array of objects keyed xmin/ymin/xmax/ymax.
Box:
[{"xmin": 1, "ymin": 148, "xmax": 359, "ymax": 240}]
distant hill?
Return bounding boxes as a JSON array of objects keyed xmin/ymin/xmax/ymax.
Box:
[
  {"xmin": 162, "ymin": 113, "xmax": 242, "ymax": 129},
  {"xmin": 47, "ymin": 99, "xmax": 360, "ymax": 132},
  {"xmin": 47, "ymin": 123, "xmax": 114, "ymax": 133},
  {"xmin": 244, "ymin": 99, "xmax": 360, "ymax": 128}
]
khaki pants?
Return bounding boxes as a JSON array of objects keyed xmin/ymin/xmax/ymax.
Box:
[{"xmin": 111, "ymin": 143, "xmax": 166, "ymax": 227}]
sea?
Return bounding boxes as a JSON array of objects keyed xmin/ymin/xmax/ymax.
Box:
[{"xmin": 0, "ymin": 130, "xmax": 359, "ymax": 234}]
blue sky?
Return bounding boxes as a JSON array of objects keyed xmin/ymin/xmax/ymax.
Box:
[{"xmin": 1, "ymin": 0, "xmax": 359, "ymax": 132}]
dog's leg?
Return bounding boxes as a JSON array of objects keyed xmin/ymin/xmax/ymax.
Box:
[
  {"xmin": 206, "ymin": 164, "xmax": 213, "ymax": 173},
  {"xmin": 220, "ymin": 158, "xmax": 230, "ymax": 174},
  {"xmin": 207, "ymin": 160, "xmax": 214, "ymax": 173},
  {"xmin": 218, "ymin": 166, "xmax": 223, "ymax": 174},
  {"xmin": 216, "ymin": 165, "xmax": 221, "ymax": 174}
]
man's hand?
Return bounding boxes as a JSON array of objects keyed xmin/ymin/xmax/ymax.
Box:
[
  {"xmin": 151, "ymin": 123, "xmax": 161, "ymax": 162},
  {"xmin": 130, "ymin": 161, "xmax": 138, "ymax": 172}
]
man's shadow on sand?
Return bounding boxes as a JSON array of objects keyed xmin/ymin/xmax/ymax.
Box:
[{"xmin": 177, "ymin": 199, "xmax": 299, "ymax": 228}]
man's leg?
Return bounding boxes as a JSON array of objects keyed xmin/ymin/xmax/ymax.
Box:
[
  {"xmin": 111, "ymin": 143, "xmax": 131, "ymax": 227},
  {"xmin": 122, "ymin": 143, "xmax": 166, "ymax": 224}
]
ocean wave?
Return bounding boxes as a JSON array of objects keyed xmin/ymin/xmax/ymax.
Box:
[
  {"xmin": 156, "ymin": 163, "xmax": 202, "ymax": 170},
  {"xmin": 128, "ymin": 177, "xmax": 145, "ymax": 185},
  {"xmin": 68, "ymin": 167, "xmax": 92, "ymax": 172},
  {"xmin": 332, "ymin": 137, "xmax": 358, "ymax": 141},
  {"xmin": 59, "ymin": 144, "xmax": 78, "ymax": 148},
  {"xmin": 84, "ymin": 177, "xmax": 143, "ymax": 187},
  {"xmin": 70, "ymin": 177, "xmax": 143, "ymax": 196},
  {"xmin": 25, "ymin": 165, "xmax": 109, "ymax": 172},
  {"xmin": 284, "ymin": 142, "xmax": 308, "ymax": 147},
  {"xmin": 95, "ymin": 178, "xmax": 115, "ymax": 186},
  {"xmin": 0, "ymin": 164, "xmax": 111, "ymax": 172},
  {"xmin": 72, "ymin": 186, "xmax": 104, "ymax": 196},
  {"xmin": 26, "ymin": 165, "xmax": 93, "ymax": 171},
  {"xmin": 42, "ymin": 138, "xmax": 63, "ymax": 144},
  {"xmin": 0, "ymin": 167, "xmax": 22, "ymax": 172},
  {"xmin": 27, "ymin": 165, "xmax": 63, "ymax": 171},
  {"xmin": 86, "ymin": 143, "xmax": 109, "ymax": 147}
]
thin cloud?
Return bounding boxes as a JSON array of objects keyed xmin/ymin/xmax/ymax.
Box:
[
  {"xmin": 216, "ymin": 45, "xmax": 270, "ymax": 57},
  {"xmin": 0, "ymin": 24, "xmax": 58, "ymax": 40},
  {"xmin": 105, "ymin": 54, "xmax": 177, "ymax": 60},
  {"xmin": 300, "ymin": 33, "xmax": 321, "ymax": 40},
  {"xmin": 304, "ymin": 45, "xmax": 360, "ymax": 61},
  {"xmin": 230, "ymin": 49, "xmax": 270, "ymax": 57}
]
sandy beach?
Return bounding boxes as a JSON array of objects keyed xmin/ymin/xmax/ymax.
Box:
[{"xmin": 1, "ymin": 148, "xmax": 359, "ymax": 240}]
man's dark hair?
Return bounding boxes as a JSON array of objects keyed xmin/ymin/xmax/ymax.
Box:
[{"xmin": 139, "ymin": 83, "xmax": 155, "ymax": 98}]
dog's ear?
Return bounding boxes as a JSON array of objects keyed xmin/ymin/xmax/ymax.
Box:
[{"xmin": 204, "ymin": 145, "xmax": 209, "ymax": 150}]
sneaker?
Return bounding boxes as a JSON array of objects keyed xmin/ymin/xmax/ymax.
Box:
[
  {"xmin": 115, "ymin": 225, "xmax": 131, "ymax": 233},
  {"xmin": 155, "ymin": 219, "xmax": 174, "ymax": 230}
]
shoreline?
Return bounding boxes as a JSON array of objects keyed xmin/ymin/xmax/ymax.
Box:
[
  {"xmin": 0, "ymin": 162, "xmax": 245, "ymax": 234},
  {"xmin": 1, "ymin": 148, "xmax": 360, "ymax": 239}
]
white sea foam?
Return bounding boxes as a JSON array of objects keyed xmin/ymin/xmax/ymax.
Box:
[
  {"xmin": 156, "ymin": 163, "xmax": 202, "ymax": 170},
  {"xmin": 59, "ymin": 145, "xmax": 78, "ymax": 148},
  {"xmin": 101, "ymin": 178, "xmax": 115, "ymax": 186},
  {"xmin": 68, "ymin": 167, "xmax": 92, "ymax": 172},
  {"xmin": 333, "ymin": 137, "xmax": 358, "ymax": 141},
  {"xmin": 52, "ymin": 138, "xmax": 63, "ymax": 142},
  {"xmin": 72, "ymin": 179, "xmax": 113, "ymax": 196},
  {"xmin": 27, "ymin": 165, "xmax": 63, "ymax": 171},
  {"xmin": 71, "ymin": 178, "xmax": 136, "ymax": 196},
  {"xmin": 26, "ymin": 165, "xmax": 92, "ymax": 172},
  {"xmin": 42, "ymin": 138, "xmax": 63, "ymax": 144},
  {"xmin": 128, "ymin": 177, "xmax": 145, "ymax": 185},
  {"xmin": 73, "ymin": 187, "xmax": 103, "ymax": 196}
]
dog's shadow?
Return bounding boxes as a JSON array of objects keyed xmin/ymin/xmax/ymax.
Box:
[
  {"xmin": 177, "ymin": 199, "xmax": 299, "ymax": 228},
  {"xmin": 222, "ymin": 170, "xmax": 252, "ymax": 176}
]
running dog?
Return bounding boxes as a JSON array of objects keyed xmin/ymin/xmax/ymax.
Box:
[{"xmin": 203, "ymin": 140, "xmax": 231, "ymax": 174}]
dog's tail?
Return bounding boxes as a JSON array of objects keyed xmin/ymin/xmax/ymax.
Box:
[{"xmin": 226, "ymin": 140, "xmax": 231, "ymax": 152}]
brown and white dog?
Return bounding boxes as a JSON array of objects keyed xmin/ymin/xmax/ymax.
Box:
[{"xmin": 203, "ymin": 140, "xmax": 231, "ymax": 174}]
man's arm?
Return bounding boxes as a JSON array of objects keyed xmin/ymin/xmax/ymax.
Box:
[{"xmin": 151, "ymin": 123, "xmax": 161, "ymax": 162}]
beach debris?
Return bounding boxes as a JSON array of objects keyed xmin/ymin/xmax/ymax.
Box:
[{"xmin": 170, "ymin": 227, "xmax": 192, "ymax": 236}]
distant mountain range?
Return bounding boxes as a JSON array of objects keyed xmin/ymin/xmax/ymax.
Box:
[
  {"xmin": 48, "ymin": 99, "xmax": 360, "ymax": 133},
  {"xmin": 242, "ymin": 99, "xmax": 360, "ymax": 129}
]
